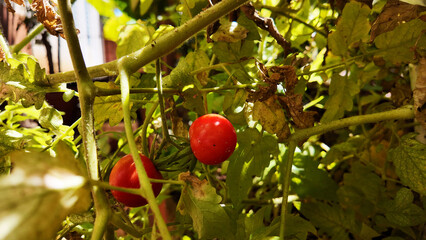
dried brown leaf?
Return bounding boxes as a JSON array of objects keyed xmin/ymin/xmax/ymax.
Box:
[
  {"xmin": 371, "ymin": 0, "xmax": 426, "ymax": 41},
  {"xmin": 0, "ymin": 46, "xmax": 5, "ymax": 62},
  {"xmin": 279, "ymin": 94, "xmax": 316, "ymax": 129},
  {"xmin": 414, "ymin": 58, "xmax": 426, "ymax": 138},
  {"xmin": 252, "ymin": 96, "xmax": 290, "ymax": 141},
  {"xmin": 30, "ymin": 0, "xmax": 64, "ymax": 37}
]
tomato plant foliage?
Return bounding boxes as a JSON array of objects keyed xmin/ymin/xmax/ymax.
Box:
[{"xmin": 0, "ymin": 0, "xmax": 425, "ymax": 239}]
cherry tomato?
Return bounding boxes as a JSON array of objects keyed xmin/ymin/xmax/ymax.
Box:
[
  {"xmin": 189, "ymin": 114, "xmax": 237, "ymax": 165},
  {"xmin": 109, "ymin": 153, "xmax": 163, "ymax": 207}
]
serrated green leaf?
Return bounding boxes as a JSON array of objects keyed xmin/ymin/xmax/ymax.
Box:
[
  {"xmin": 86, "ymin": 0, "xmax": 115, "ymax": 17},
  {"xmin": 251, "ymin": 214, "xmax": 317, "ymax": 240},
  {"xmin": 322, "ymin": 136, "xmax": 365, "ymax": 164},
  {"xmin": 300, "ymin": 202, "xmax": 360, "ymax": 240},
  {"xmin": 223, "ymin": 89, "xmax": 248, "ymax": 125},
  {"xmin": 388, "ymin": 133, "xmax": 426, "ymax": 195},
  {"xmin": 39, "ymin": 107, "xmax": 63, "ymax": 131},
  {"xmin": 374, "ymin": 19, "xmax": 426, "ymax": 64},
  {"xmin": 383, "ymin": 188, "xmax": 426, "ymax": 227},
  {"xmin": 212, "ymin": 40, "xmax": 254, "ymax": 84},
  {"xmin": 0, "ymin": 143, "xmax": 91, "ymax": 240},
  {"xmin": 321, "ymin": 74, "xmax": 359, "ymax": 123},
  {"xmin": 227, "ymin": 128, "xmax": 279, "ymax": 205},
  {"xmin": 0, "ymin": 129, "xmax": 28, "ymax": 158},
  {"xmin": 0, "ymin": 62, "xmax": 46, "ymax": 109},
  {"xmin": 182, "ymin": 86, "xmax": 205, "ymax": 115},
  {"xmin": 292, "ymin": 154, "xmax": 339, "ymax": 201},
  {"xmin": 93, "ymin": 82, "xmax": 128, "ymax": 127},
  {"xmin": 177, "ymin": 172, "xmax": 235, "ymax": 239},
  {"xmin": 328, "ymin": 1, "xmax": 371, "ymax": 57},
  {"xmin": 116, "ymin": 22, "xmax": 155, "ymax": 58},
  {"xmin": 337, "ymin": 162, "xmax": 385, "ymax": 217}
]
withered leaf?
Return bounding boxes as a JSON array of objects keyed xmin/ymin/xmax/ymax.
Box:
[
  {"xmin": 5, "ymin": 0, "xmax": 25, "ymax": 13},
  {"xmin": 269, "ymin": 65, "xmax": 298, "ymax": 93},
  {"xmin": 0, "ymin": 46, "xmax": 5, "ymax": 62},
  {"xmin": 371, "ymin": 0, "xmax": 426, "ymax": 41},
  {"xmin": 252, "ymin": 96, "xmax": 290, "ymax": 141},
  {"xmin": 279, "ymin": 94, "xmax": 316, "ymax": 129},
  {"xmin": 414, "ymin": 58, "xmax": 426, "ymax": 134},
  {"xmin": 30, "ymin": 0, "xmax": 64, "ymax": 37}
]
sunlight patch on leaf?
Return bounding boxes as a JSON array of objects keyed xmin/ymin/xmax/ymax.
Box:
[{"xmin": 0, "ymin": 143, "xmax": 91, "ymax": 240}]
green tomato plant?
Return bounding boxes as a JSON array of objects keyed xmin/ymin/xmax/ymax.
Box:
[{"xmin": 0, "ymin": 0, "xmax": 425, "ymax": 240}]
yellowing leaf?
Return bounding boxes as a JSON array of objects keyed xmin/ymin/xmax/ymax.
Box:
[
  {"xmin": 116, "ymin": 22, "xmax": 155, "ymax": 58},
  {"xmin": 252, "ymin": 97, "xmax": 290, "ymax": 140},
  {"xmin": 177, "ymin": 172, "xmax": 235, "ymax": 239},
  {"xmin": 328, "ymin": 1, "xmax": 371, "ymax": 57},
  {"xmin": 0, "ymin": 143, "xmax": 91, "ymax": 240}
]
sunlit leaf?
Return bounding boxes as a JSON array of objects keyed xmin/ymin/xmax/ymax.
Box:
[
  {"xmin": 0, "ymin": 143, "xmax": 91, "ymax": 240},
  {"xmin": 328, "ymin": 1, "xmax": 371, "ymax": 57},
  {"xmin": 116, "ymin": 22, "xmax": 155, "ymax": 58},
  {"xmin": 321, "ymin": 74, "xmax": 359, "ymax": 123}
]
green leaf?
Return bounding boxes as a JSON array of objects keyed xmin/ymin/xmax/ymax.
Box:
[
  {"xmin": 227, "ymin": 128, "xmax": 279, "ymax": 205},
  {"xmin": 116, "ymin": 22, "xmax": 155, "ymax": 58},
  {"xmin": 86, "ymin": 0, "xmax": 116, "ymax": 17},
  {"xmin": 300, "ymin": 202, "xmax": 360, "ymax": 240},
  {"xmin": 0, "ymin": 61, "xmax": 46, "ymax": 109},
  {"xmin": 337, "ymin": 162, "xmax": 385, "ymax": 217},
  {"xmin": 94, "ymin": 82, "xmax": 128, "ymax": 127},
  {"xmin": 139, "ymin": 0, "xmax": 153, "ymax": 16},
  {"xmin": 251, "ymin": 214, "xmax": 317, "ymax": 240},
  {"xmin": 39, "ymin": 107, "xmax": 63, "ymax": 131},
  {"xmin": 321, "ymin": 74, "xmax": 359, "ymax": 123},
  {"xmin": 177, "ymin": 172, "xmax": 235, "ymax": 240},
  {"xmin": 0, "ymin": 143, "xmax": 91, "ymax": 240},
  {"xmin": 211, "ymin": 19, "xmax": 249, "ymax": 43},
  {"xmin": 103, "ymin": 14, "xmax": 132, "ymax": 42},
  {"xmin": 388, "ymin": 133, "xmax": 426, "ymax": 195},
  {"xmin": 292, "ymin": 154, "xmax": 339, "ymax": 201},
  {"xmin": 322, "ymin": 136, "xmax": 365, "ymax": 165},
  {"xmin": 182, "ymin": 86, "xmax": 205, "ymax": 116},
  {"xmin": 328, "ymin": 1, "xmax": 371, "ymax": 57},
  {"xmin": 374, "ymin": 19, "xmax": 426, "ymax": 64},
  {"xmin": 383, "ymin": 188, "xmax": 426, "ymax": 227},
  {"xmin": 223, "ymin": 89, "xmax": 248, "ymax": 125},
  {"xmin": 0, "ymin": 129, "xmax": 29, "ymax": 158},
  {"xmin": 212, "ymin": 40, "xmax": 254, "ymax": 84}
]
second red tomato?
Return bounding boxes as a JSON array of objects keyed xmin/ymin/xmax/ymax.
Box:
[{"xmin": 189, "ymin": 114, "xmax": 237, "ymax": 165}]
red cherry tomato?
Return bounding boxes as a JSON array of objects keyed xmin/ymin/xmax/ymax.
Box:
[
  {"xmin": 109, "ymin": 153, "xmax": 163, "ymax": 207},
  {"xmin": 189, "ymin": 114, "xmax": 237, "ymax": 165}
]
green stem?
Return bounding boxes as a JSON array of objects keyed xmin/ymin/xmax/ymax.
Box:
[
  {"xmin": 118, "ymin": 65, "xmax": 171, "ymax": 240},
  {"xmin": 10, "ymin": 23, "xmax": 44, "ymax": 54},
  {"xmin": 46, "ymin": 0, "xmax": 250, "ymax": 85},
  {"xmin": 279, "ymin": 141, "xmax": 296, "ymax": 239},
  {"xmin": 155, "ymin": 59, "xmax": 182, "ymax": 150},
  {"xmin": 141, "ymin": 101, "xmax": 159, "ymax": 157},
  {"xmin": 199, "ymin": 82, "xmax": 264, "ymax": 93},
  {"xmin": 110, "ymin": 213, "xmax": 143, "ymax": 238},
  {"xmin": 95, "ymin": 87, "xmax": 178, "ymax": 96},
  {"xmin": 261, "ymin": 5, "xmax": 327, "ymax": 37},
  {"xmin": 278, "ymin": 105, "xmax": 415, "ymax": 239},
  {"xmin": 290, "ymin": 105, "xmax": 415, "ymax": 143},
  {"xmin": 43, "ymin": 117, "xmax": 81, "ymax": 151},
  {"xmin": 57, "ymin": 1, "xmax": 110, "ymax": 240}
]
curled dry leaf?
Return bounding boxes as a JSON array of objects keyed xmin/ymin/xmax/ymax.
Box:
[
  {"xmin": 278, "ymin": 94, "xmax": 316, "ymax": 129},
  {"xmin": 5, "ymin": 0, "xmax": 25, "ymax": 13},
  {"xmin": 30, "ymin": 0, "xmax": 64, "ymax": 37},
  {"xmin": 414, "ymin": 57, "xmax": 426, "ymax": 142},
  {"xmin": 371, "ymin": 0, "xmax": 426, "ymax": 41},
  {"xmin": 0, "ymin": 46, "xmax": 5, "ymax": 62}
]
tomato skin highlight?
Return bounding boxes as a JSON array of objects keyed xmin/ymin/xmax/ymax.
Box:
[
  {"xmin": 109, "ymin": 153, "xmax": 163, "ymax": 207},
  {"xmin": 189, "ymin": 114, "xmax": 237, "ymax": 165}
]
